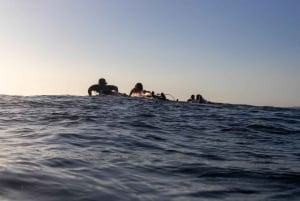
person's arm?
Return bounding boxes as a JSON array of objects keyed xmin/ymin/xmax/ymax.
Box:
[
  {"xmin": 88, "ymin": 86, "xmax": 93, "ymax": 96},
  {"xmin": 88, "ymin": 85, "xmax": 100, "ymax": 96},
  {"xmin": 129, "ymin": 89, "xmax": 134, "ymax": 96}
]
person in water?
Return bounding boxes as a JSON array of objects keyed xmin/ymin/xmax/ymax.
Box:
[
  {"xmin": 88, "ymin": 78, "xmax": 119, "ymax": 96},
  {"xmin": 129, "ymin": 82, "xmax": 145, "ymax": 96},
  {"xmin": 187, "ymin": 94, "xmax": 196, "ymax": 102},
  {"xmin": 196, "ymin": 94, "xmax": 207, "ymax": 103},
  {"xmin": 129, "ymin": 82, "xmax": 167, "ymax": 100},
  {"xmin": 151, "ymin": 91, "xmax": 167, "ymax": 100},
  {"xmin": 129, "ymin": 82, "xmax": 152, "ymax": 97}
]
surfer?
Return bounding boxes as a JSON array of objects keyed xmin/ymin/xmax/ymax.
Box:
[
  {"xmin": 129, "ymin": 82, "xmax": 144, "ymax": 96},
  {"xmin": 129, "ymin": 83, "xmax": 167, "ymax": 100},
  {"xmin": 129, "ymin": 82, "xmax": 151, "ymax": 97},
  {"xmin": 187, "ymin": 94, "xmax": 196, "ymax": 102},
  {"xmin": 88, "ymin": 78, "xmax": 119, "ymax": 96},
  {"xmin": 196, "ymin": 94, "xmax": 207, "ymax": 103},
  {"xmin": 151, "ymin": 91, "xmax": 167, "ymax": 100}
]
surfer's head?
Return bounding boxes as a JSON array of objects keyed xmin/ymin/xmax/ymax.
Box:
[
  {"xmin": 98, "ymin": 78, "xmax": 107, "ymax": 86},
  {"xmin": 196, "ymin": 94, "xmax": 202, "ymax": 100},
  {"xmin": 135, "ymin": 83, "xmax": 143, "ymax": 91}
]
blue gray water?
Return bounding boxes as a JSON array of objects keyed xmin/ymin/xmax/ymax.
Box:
[{"xmin": 0, "ymin": 95, "xmax": 299, "ymax": 201}]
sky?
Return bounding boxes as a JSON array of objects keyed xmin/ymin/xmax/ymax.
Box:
[{"xmin": 0, "ymin": 0, "xmax": 299, "ymax": 107}]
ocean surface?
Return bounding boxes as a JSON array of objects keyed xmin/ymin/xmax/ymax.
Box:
[{"xmin": 0, "ymin": 95, "xmax": 299, "ymax": 201}]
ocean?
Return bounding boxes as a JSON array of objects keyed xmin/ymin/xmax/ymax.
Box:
[{"xmin": 0, "ymin": 95, "xmax": 299, "ymax": 201}]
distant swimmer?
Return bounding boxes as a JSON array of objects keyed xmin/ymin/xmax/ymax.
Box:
[
  {"xmin": 151, "ymin": 91, "xmax": 167, "ymax": 100},
  {"xmin": 187, "ymin": 94, "xmax": 196, "ymax": 103},
  {"xmin": 88, "ymin": 78, "xmax": 119, "ymax": 96},
  {"xmin": 129, "ymin": 82, "xmax": 151, "ymax": 97},
  {"xmin": 196, "ymin": 94, "xmax": 207, "ymax": 103},
  {"xmin": 129, "ymin": 82, "xmax": 143, "ymax": 96},
  {"xmin": 129, "ymin": 82, "xmax": 167, "ymax": 100},
  {"xmin": 187, "ymin": 94, "xmax": 209, "ymax": 103}
]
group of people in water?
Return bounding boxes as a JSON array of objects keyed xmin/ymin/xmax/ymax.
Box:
[
  {"xmin": 187, "ymin": 94, "xmax": 208, "ymax": 103},
  {"xmin": 88, "ymin": 78, "xmax": 208, "ymax": 103},
  {"xmin": 88, "ymin": 78, "xmax": 167, "ymax": 100}
]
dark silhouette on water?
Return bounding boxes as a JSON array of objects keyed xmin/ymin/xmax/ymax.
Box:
[
  {"xmin": 196, "ymin": 94, "xmax": 207, "ymax": 103},
  {"xmin": 187, "ymin": 94, "xmax": 210, "ymax": 103},
  {"xmin": 129, "ymin": 82, "xmax": 145, "ymax": 96},
  {"xmin": 187, "ymin": 94, "xmax": 196, "ymax": 102},
  {"xmin": 151, "ymin": 91, "xmax": 167, "ymax": 100},
  {"xmin": 129, "ymin": 82, "xmax": 167, "ymax": 100},
  {"xmin": 88, "ymin": 78, "xmax": 119, "ymax": 96}
]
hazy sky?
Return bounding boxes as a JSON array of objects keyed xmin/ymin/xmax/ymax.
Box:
[{"xmin": 1, "ymin": 0, "xmax": 299, "ymax": 106}]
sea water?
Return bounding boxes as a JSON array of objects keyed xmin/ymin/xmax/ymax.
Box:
[{"xmin": 0, "ymin": 95, "xmax": 299, "ymax": 201}]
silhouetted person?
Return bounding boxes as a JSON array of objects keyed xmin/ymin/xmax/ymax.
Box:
[
  {"xmin": 129, "ymin": 82, "xmax": 144, "ymax": 96},
  {"xmin": 158, "ymin": 92, "xmax": 167, "ymax": 100},
  {"xmin": 196, "ymin": 94, "xmax": 207, "ymax": 103},
  {"xmin": 129, "ymin": 82, "xmax": 167, "ymax": 100},
  {"xmin": 129, "ymin": 82, "xmax": 152, "ymax": 97},
  {"xmin": 88, "ymin": 78, "xmax": 118, "ymax": 96},
  {"xmin": 187, "ymin": 94, "xmax": 195, "ymax": 102},
  {"xmin": 151, "ymin": 91, "xmax": 167, "ymax": 100}
]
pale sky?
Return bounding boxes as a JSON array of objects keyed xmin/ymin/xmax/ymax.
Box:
[{"xmin": 1, "ymin": 0, "xmax": 299, "ymax": 107}]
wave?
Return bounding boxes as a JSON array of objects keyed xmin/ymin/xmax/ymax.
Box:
[{"xmin": 0, "ymin": 95, "xmax": 299, "ymax": 201}]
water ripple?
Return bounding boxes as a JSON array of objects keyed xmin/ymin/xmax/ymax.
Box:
[{"xmin": 0, "ymin": 95, "xmax": 299, "ymax": 201}]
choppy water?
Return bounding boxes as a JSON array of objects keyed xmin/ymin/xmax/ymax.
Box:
[{"xmin": 0, "ymin": 95, "xmax": 299, "ymax": 201}]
